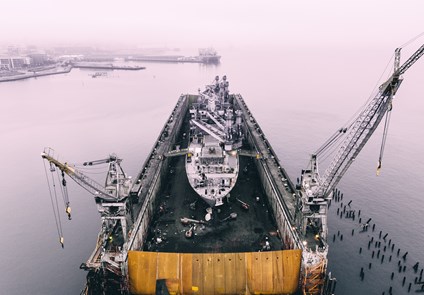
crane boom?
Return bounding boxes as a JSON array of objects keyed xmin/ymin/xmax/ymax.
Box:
[
  {"xmin": 317, "ymin": 72, "xmax": 401, "ymax": 198},
  {"xmin": 397, "ymin": 44, "xmax": 424, "ymax": 76},
  {"xmin": 42, "ymin": 147, "xmax": 133, "ymax": 267},
  {"xmin": 298, "ymin": 43, "xmax": 424, "ymax": 242},
  {"xmin": 317, "ymin": 43, "xmax": 424, "ymax": 198},
  {"xmin": 83, "ymin": 154, "xmax": 119, "ymax": 166},
  {"xmin": 41, "ymin": 148, "xmax": 131, "ymax": 202}
]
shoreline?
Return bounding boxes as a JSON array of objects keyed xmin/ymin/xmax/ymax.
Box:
[
  {"xmin": 0, "ymin": 63, "xmax": 146, "ymax": 83},
  {"xmin": 0, "ymin": 66, "xmax": 72, "ymax": 83}
]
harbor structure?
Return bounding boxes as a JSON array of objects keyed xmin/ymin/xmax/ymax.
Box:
[
  {"xmin": 0, "ymin": 56, "xmax": 31, "ymax": 70},
  {"xmin": 126, "ymin": 48, "xmax": 221, "ymax": 64},
  {"xmin": 41, "ymin": 43, "xmax": 424, "ymax": 294}
]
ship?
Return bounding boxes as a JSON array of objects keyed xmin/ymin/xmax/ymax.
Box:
[
  {"xmin": 186, "ymin": 76, "xmax": 242, "ymax": 207},
  {"xmin": 91, "ymin": 71, "xmax": 108, "ymax": 78},
  {"xmin": 197, "ymin": 48, "xmax": 221, "ymax": 64},
  {"xmin": 126, "ymin": 48, "xmax": 221, "ymax": 64},
  {"xmin": 40, "ymin": 42, "xmax": 424, "ymax": 295}
]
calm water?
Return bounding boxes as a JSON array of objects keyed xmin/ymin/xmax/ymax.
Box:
[{"xmin": 1, "ymin": 45, "xmax": 423, "ymax": 294}]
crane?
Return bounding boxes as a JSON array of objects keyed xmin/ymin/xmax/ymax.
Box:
[
  {"xmin": 42, "ymin": 149, "xmax": 131, "ymax": 202},
  {"xmin": 298, "ymin": 43, "xmax": 424, "ymax": 242},
  {"xmin": 41, "ymin": 148, "xmax": 133, "ymax": 248}
]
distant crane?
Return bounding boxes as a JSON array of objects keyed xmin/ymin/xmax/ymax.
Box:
[
  {"xmin": 41, "ymin": 148, "xmax": 133, "ymax": 249},
  {"xmin": 298, "ymin": 43, "xmax": 424, "ymax": 242}
]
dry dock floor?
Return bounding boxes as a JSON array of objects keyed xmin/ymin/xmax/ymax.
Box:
[{"xmin": 144, "ymin": 152, "xmax": 284, "ymax": 253}]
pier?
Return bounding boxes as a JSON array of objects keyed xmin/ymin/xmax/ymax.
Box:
[
  {"xmin": 71, "ymin": 62, "xmax": 145, "ymax": 70},
  {"xmin": 0, "ymin": 65, "xmax": 72, "ymax": 82},
  {"xmin": 0, "ymin": 63, "xmax": 145, "ymax": 83}
]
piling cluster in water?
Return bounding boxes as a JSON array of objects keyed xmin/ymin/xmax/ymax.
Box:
[{"xmin": 329, "ymin": 188, "xmax": 423, "ymax": 294}]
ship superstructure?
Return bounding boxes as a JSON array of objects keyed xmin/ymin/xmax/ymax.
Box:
[
  {"xmin": 198, "ymin": 48, "xmax": 221, "ymax": 63},
  {"xmin": 186, "ymin": 76, "xmax": 243, "ymax": 207}
]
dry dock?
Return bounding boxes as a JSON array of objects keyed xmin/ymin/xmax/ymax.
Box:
[
  {"xmin": 113, "ymin": 94, "xmax": 319, "ymax": 295},
  {"xmin": 127, "ymin": 94, "xmax": 304, "ymax": 254},
  {"xmin": 82, "ymin": 93, "xmax": 333, "ymax": 295}
]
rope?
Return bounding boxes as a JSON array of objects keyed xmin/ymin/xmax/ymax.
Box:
[
  {"xmin": 315, "ymin": 128, "xmax": 347, "ymax": 156},
  {"xmin": 314, "ymin": 51, "xmax": 397, "ymax": 174},
  {"xmin": 72, "ymin": 168, "xmax": 109, "ymax": 175},
  {"xmin": 309, "ymin": 36, "xmax": 422, "ymax": 183},
  {"xmin": 318, "ymin": 131, "xmax": 347, "ymax": 165},
  {"xmin": 377, "ymin": 108, "xmax": 392, "ymax": 176},
  {"xmin": 56, "ymin": 170, "xmax": 72, "ymax": 220},
  {"xmin": 43, "ymin": 159, "xmax": 64, "ymax": 247},
  {"xmin": 74, "ymin": 163, "xmax": 109, "ymax": 170},
  {"xmin": 56, "ymin": 169, "xmax": 67, "ymax": 206},
  {"xmin": 342, "ymin": 52, "xmax": 395, "ymax": 132},
  {"xmin": 50, "ymin": 165, "xmax": 64, "ymax": 247},
  {"xmin": 399, "ymin": 32, "xmax": 424, "ymax": 48}
]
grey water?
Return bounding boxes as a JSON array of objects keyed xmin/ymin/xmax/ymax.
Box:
[{"xmin": 1, "ymin": 45, "xmax": 423, "ymax": 294}]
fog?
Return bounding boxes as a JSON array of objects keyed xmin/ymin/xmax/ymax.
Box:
[
  {"xmin": 2, "ymin": 0, "xmax": 424, "ymax": 49},
  {"xmin": 2, "ymin": 1, "xmax": 424, "ymax": 294}
]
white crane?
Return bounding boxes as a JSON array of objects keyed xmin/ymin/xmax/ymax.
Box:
[
  {"xmin": 298, "ymin": 43, "xmax": 424, "ymax": 242},
  {"xmin": 41, "ymin": 148, "xmax": 132, "ymax": 250}
]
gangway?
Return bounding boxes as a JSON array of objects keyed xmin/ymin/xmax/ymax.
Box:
[{"xmin": 164, "ymin": 148, "xmax": 190, "ymax": 158}]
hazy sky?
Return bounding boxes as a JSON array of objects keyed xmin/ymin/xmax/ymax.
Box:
[{"xmin": 2, "ymin": 0, "xmax": 423, "ymax": 48}]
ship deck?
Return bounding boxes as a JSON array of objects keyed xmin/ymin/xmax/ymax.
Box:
[{"xmin": 143, "ymin": 120, "xmax": 284, "ymax": 253}]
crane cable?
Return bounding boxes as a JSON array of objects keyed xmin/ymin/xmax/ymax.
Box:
[
  {"xmin": 338, "ymin": 52, "xmax": 396, "ymax": 136},
  {"xmin": 314, "ymin": 52, "xmax": 398, "ymax": 175},
  {"xmin": 377, "ymin": 102, "xmax": 393, "ymax": 176},
  {"xmin": 314, "ymin": 127, "xmax": 347, "ymax": 156},
  {"xmin": 317, "ymin": 132, "xmax": 347, "ymax": 167},
  {"xmin": 310, "ymin": 35, "xmax": 423, "ymax": 181},
  {"xmin": 42, "ymin": 159, "xmax": 65, "ymax": 248},
  {"xmin": 314, "ymin": 52, "xmax": 397, "ymax": 166},
  {"xmin": 56, "ymin": 170, "xmax": 72, "ymax": 220},
  {"xmin": 375, "ymin": 32, "xmax": 424, "ymax": 175},
  {"xmin": 400, "ymin": 32, "xmax": 424, "ymax": 48}
]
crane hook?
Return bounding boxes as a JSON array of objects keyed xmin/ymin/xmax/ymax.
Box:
[
  {"xmin": 376, "ymin": 160, "xmax": 382, "ymax": 176},
  {"xmin": 61, "ymin": 171, "xmax": 66, "ymax": 186},
  {"xmin": 65, "ymin": 203, "xmax": 72, "ymax": 220}
]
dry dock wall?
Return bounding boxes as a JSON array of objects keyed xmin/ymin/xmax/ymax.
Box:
[
  {"xmin": 127, "ymin": 95, "xmax": 191, "ymax": 253},
  {"xmin": 234, "ymin": 95, "xmax": 302, "ymax": 251},
  {"xmin": 128, "ymin": 250, "xmax": 302, "ymax": 295}
]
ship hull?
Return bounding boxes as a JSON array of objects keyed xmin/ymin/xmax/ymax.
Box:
[{"xmin": 185, "ymin": 139, "xmax": 239, "ymax": 207}]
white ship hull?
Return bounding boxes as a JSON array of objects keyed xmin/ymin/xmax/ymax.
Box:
[{"xmin": 185, "ymin": 137, "xmax": 238, "ymax": 207}]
